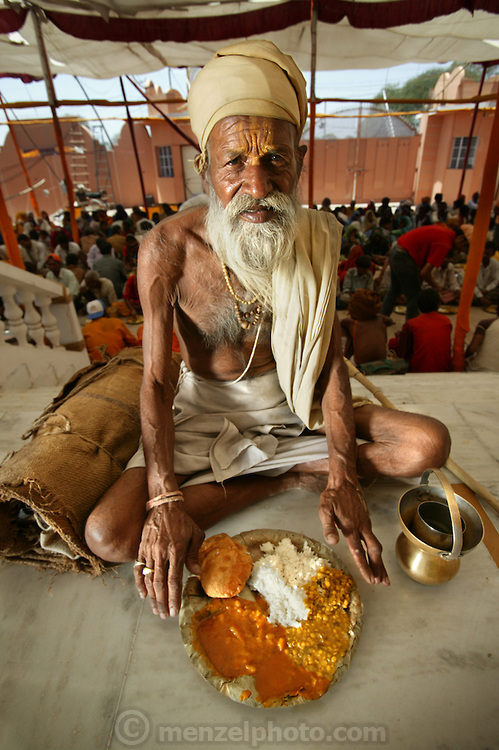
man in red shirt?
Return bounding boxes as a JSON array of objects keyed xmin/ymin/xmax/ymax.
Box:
[
  {"xmin": 381, "ymin": 225, "xmax": 468, "ymax": 319},
  {"xmin": 395, "ymin": 288, "xmax": 452, "ymax": 372}
]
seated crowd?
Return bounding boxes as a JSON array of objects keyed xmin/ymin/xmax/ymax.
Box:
[
  {"xmin": 2, "ymin": 193, "xmax": 498, "ymax": 372},
  {"xmin": 1, "ymin": 204, "xmax": 178, "ymax": 363},
  {"xmin": 321, "ymin": 192, "xmax": 499, "ymax": 373}
]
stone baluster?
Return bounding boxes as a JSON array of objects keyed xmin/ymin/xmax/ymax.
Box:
[
  {"xmin": 17, "ymin": 289, "xmax": 47, "ymax": 348},
  {"xmin": 0, "ymin": 282, "xmax": 29, "ymax": 346},
  {"xmin": 35, "ymin": 292, "xmax": 61, "ymax": 348}
]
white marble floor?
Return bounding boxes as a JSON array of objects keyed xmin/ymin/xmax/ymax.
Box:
[{"xmin": 1, "ymin": 371, "xmax": 498, "ymax": 750}]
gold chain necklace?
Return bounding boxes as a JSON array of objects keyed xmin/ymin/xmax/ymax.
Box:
[{"xmin": 221, "ymin": 263, "xmax": 262, "ymax": 330}]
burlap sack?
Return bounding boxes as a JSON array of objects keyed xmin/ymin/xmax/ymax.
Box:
[{"xmin": 0, "ymin": 349, "xmax": 181, "ymax": 574}]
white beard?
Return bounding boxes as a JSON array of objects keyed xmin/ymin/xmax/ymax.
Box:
[{"xmin": 206, "ymin": 182, "xmax": 299, "ymax": 311}]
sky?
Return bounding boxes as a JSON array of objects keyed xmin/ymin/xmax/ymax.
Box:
[{"xmin": 0, "ymin": 61, "xmax": 449, "ymax": 146}]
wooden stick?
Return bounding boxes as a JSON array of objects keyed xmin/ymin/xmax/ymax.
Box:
[{"xmin": 345, "ymin": 359, "xmax": 499, "ymax": 514}]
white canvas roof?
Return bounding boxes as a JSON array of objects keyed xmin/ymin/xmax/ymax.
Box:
[{"xmin": 0, "ymin": 1, "xmax": 498, "ymax": 80}]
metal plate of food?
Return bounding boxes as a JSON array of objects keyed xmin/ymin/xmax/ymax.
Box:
[{"xmin": 178, "ymin": 529, "xmax": 363, "ymax": 708}]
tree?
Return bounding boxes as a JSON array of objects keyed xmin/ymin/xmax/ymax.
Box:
[{"xmin": 375, "ymin": 63, "xmax": 499, "ymax": 126}]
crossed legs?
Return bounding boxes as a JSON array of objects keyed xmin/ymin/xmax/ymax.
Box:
[{"xmin": 84, "ymin": 404, "xmax": 450, "ymax": 563}]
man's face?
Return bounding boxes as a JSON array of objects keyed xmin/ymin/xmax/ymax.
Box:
[
  {"xmin": 19, "ymin": 238, "xmax": 31, "ymax": 250},
  {"xmin": 46, "ymin": 258, "xmax": 61, "ymax": 274},
  {"xmin": 206, "ymin": 116, "xmax": 305, "ymax": 222},
  {"xmin": 204, "ymin": 116, "xmax": 305, "ymax": 311},
  {"xmin": 482, "ymin": 247, "xmax": 494, "ymax": 266}
]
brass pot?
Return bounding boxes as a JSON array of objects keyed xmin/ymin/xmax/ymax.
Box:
[{"xmin": 396, "ymin": 468, "xmax": 484, "ymax": 585}]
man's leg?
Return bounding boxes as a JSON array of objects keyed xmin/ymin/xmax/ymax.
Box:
[
  {"xmin": 353, "ymin": 404, "xmax": 451, "ymax": 477},
  {"xmin": 84, "ymin": 405, "xmax": 450, "ymax": 563},
  {"xmin": 294, "ymin": 405, "xmax": 450, "ymax": 480},
  {"xmin": 390, "ymin": 251, "xmax": 421, "ymax": 320},
  {"xmin": 84, "ymin": 468, "xmax": 323, "ymax": 563},
  {"xmin": 380, "ymin": 253, "xmax": 401, "ymax": 316}
]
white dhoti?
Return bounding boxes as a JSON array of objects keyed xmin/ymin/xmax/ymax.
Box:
[{"xmin": 126, "ymin": 365, "xmax": 330, "ymax": 487}]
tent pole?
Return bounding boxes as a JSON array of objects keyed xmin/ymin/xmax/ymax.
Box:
[
  {"xmin": 0, "ymin": 181, "xmax": 25, "ymax": 268},
  {"xmin": 307, "ymin": 0, "xmax": 318, "ymax": 209},
  {"xmin": 0, "ymin": 94, "xmax": 41, "ymax": 218},
  {"xmin": 31, "ymin": 8, "xmax": 79, "ymax": 243},
  {"xmin": 456, "ymin": 63, "xmax": 487, "ymax": 201},
  {"xmin": 453, "ymin": 84, "xmax": 499, "ymax": 371},
  {"xmin": 125, "ymin": 76, "xmax": 200, "ymax": 152},
  {"xmin": 120, "ymin": 77, "xmax": 149, "ymax": 212}
]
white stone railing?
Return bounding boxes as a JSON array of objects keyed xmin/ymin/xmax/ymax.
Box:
[{"xmin": 0, "ymin": 262, "xmax": 90, "ymax": 389}]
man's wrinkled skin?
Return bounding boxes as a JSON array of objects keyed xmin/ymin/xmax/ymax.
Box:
[{"xmin": 85, "ymin": 116, "xmax": 451, "ymax": 619}]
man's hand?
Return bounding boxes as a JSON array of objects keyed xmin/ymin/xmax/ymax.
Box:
[
  {"xmin": 318, "ymin": 479, "xmax": 390, "ymax": 586},
  {"xmin": 134, "ymin": 503, "xmax": 205, "ymax": 618}
]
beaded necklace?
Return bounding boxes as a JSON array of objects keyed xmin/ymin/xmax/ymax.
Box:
[{"xmin": 221, "ymin": 263, "xmax": 262, "ymax": 329}]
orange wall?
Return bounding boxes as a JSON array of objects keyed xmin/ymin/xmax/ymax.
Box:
[
  {"xmin": 1, "ymin": 104, "xmax": 496, "ymax": 222},
  {"xmin": 109, "ymin": 123, "xmax": 157, "ymax": 208},
  {"xmin": 302, "ymin": 135, "xmax": 421, "ymax": 206},
  {"xmin": 0, "ymin": 121, "xmax": 100, "ymax": 219}
]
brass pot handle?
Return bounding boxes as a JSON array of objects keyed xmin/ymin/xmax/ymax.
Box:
[{"xmin": 420, "ymin": 468, "xmax": 463, "ymax": 560}]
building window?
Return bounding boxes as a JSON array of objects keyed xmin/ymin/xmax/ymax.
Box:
[
  {"xmin": 449, "ymin": 136, "xmax": 478, "ymax": 169},
  {"xmin": 157, "ymin": 145, "xmax": 174, "ymax": 177}
]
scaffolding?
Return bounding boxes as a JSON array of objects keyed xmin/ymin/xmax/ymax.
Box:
[
  {"xmin": 91, "ymin": 124, "xmax": 115, "ymax": 203},
  {"xmin": 67, "ymin": 122, "xmax": 90, "ymax": 192}
]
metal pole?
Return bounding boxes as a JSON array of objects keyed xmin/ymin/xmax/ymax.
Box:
[
  {"xmin": 457, "ymin": 63, "xmax": 487, "ymax": 201},
  {"xmin": 307, "ymin": 0, "xmax": 318, "ymax": 209},
  {"xmin": 125, "ymin": 76, "xmax": 200, "ymax": 152},
  {"xmin": 120, "ymin": 77, "xmax": 149, "ymax": 211},
  {"xmin": 31, "ymin": 7, "xmax": 79, "ymax": 243},
  {"xmin": 0, "ymin": 94, "xmax": 41, "ymax": 218},
  {"xmin": 352, "ymin": 103, "xmax": 362, "ymax": 202}
]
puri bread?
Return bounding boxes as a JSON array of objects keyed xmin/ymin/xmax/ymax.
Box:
[{"xmin": 199, "ymin": 533, "xmax": 253, "ymax": 598}]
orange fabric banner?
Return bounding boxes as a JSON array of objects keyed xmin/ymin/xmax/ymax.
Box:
[{"xmin": 453, "ymin": 87, "xmax": 499, "ymax": 370}]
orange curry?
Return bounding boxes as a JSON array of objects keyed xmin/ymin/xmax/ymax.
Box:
[{"xmin": 193, "ymin": 566, "xmax": 354, "ymax": 706}]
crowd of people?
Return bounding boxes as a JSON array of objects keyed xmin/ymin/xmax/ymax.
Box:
[
  {"xmin": 1, "ymin": 186, "xmax": 498, "ymax": 373},
  {"xmin": 318, "ymin": 193, "xmax": 499, "ymax": 372},
  {"xmin": 1, "ymin": 204, "xmax": 180, "ymax": 362}
]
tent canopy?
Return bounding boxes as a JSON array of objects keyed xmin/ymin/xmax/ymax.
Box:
[{"xmin": 1, "ymin": 1, "xmax": 499, "ymax": 80}]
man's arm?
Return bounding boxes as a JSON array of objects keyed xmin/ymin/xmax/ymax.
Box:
[
  {"xmin": 133, "ymin": 229, "xmax": 204, "ymax": 619},
  {"xmin": 341, "ymin": 269, "xmax": 354, "ymax": 294},
  {"xmin": 316, "ymin": 313, "xmax": 389, "ymax": 585},
  {"xmin": 465, "ymin": 318, "xmax": 494, "ymax": 359},
  {"xmin": 420, "ymin": 262, "xmax": 441, "ymax": 290}
]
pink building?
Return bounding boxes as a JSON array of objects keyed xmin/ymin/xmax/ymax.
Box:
[
  {"xmin": 1, "ymin": 70, "xmax": 497, "ymax": 221},
  {"xmin": 414, "ymin": 68, "xmax": 499, "ymax": 205}
]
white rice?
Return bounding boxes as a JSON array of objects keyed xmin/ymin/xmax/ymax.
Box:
[{"xmin": 248, "ymin": 538, "xmax": 328, "ymax": 628}]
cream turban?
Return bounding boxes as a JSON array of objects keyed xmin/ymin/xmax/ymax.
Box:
[{"xmin": 188, "ymin": 40, "xmax": 308, "ymax": 158}]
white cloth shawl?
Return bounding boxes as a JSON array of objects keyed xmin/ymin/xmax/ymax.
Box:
[{"xmin": 272, "ymin": 207, "xmax": 342, "ymax": 430}]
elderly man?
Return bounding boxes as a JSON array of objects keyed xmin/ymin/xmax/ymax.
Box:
[
  {"xmin": 76, "ymin": 269, "xmax": 117, "ymax": 311},
  {"xmin": 85, "ymin": 41, "xmax": 450, "ymax": 620}
]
